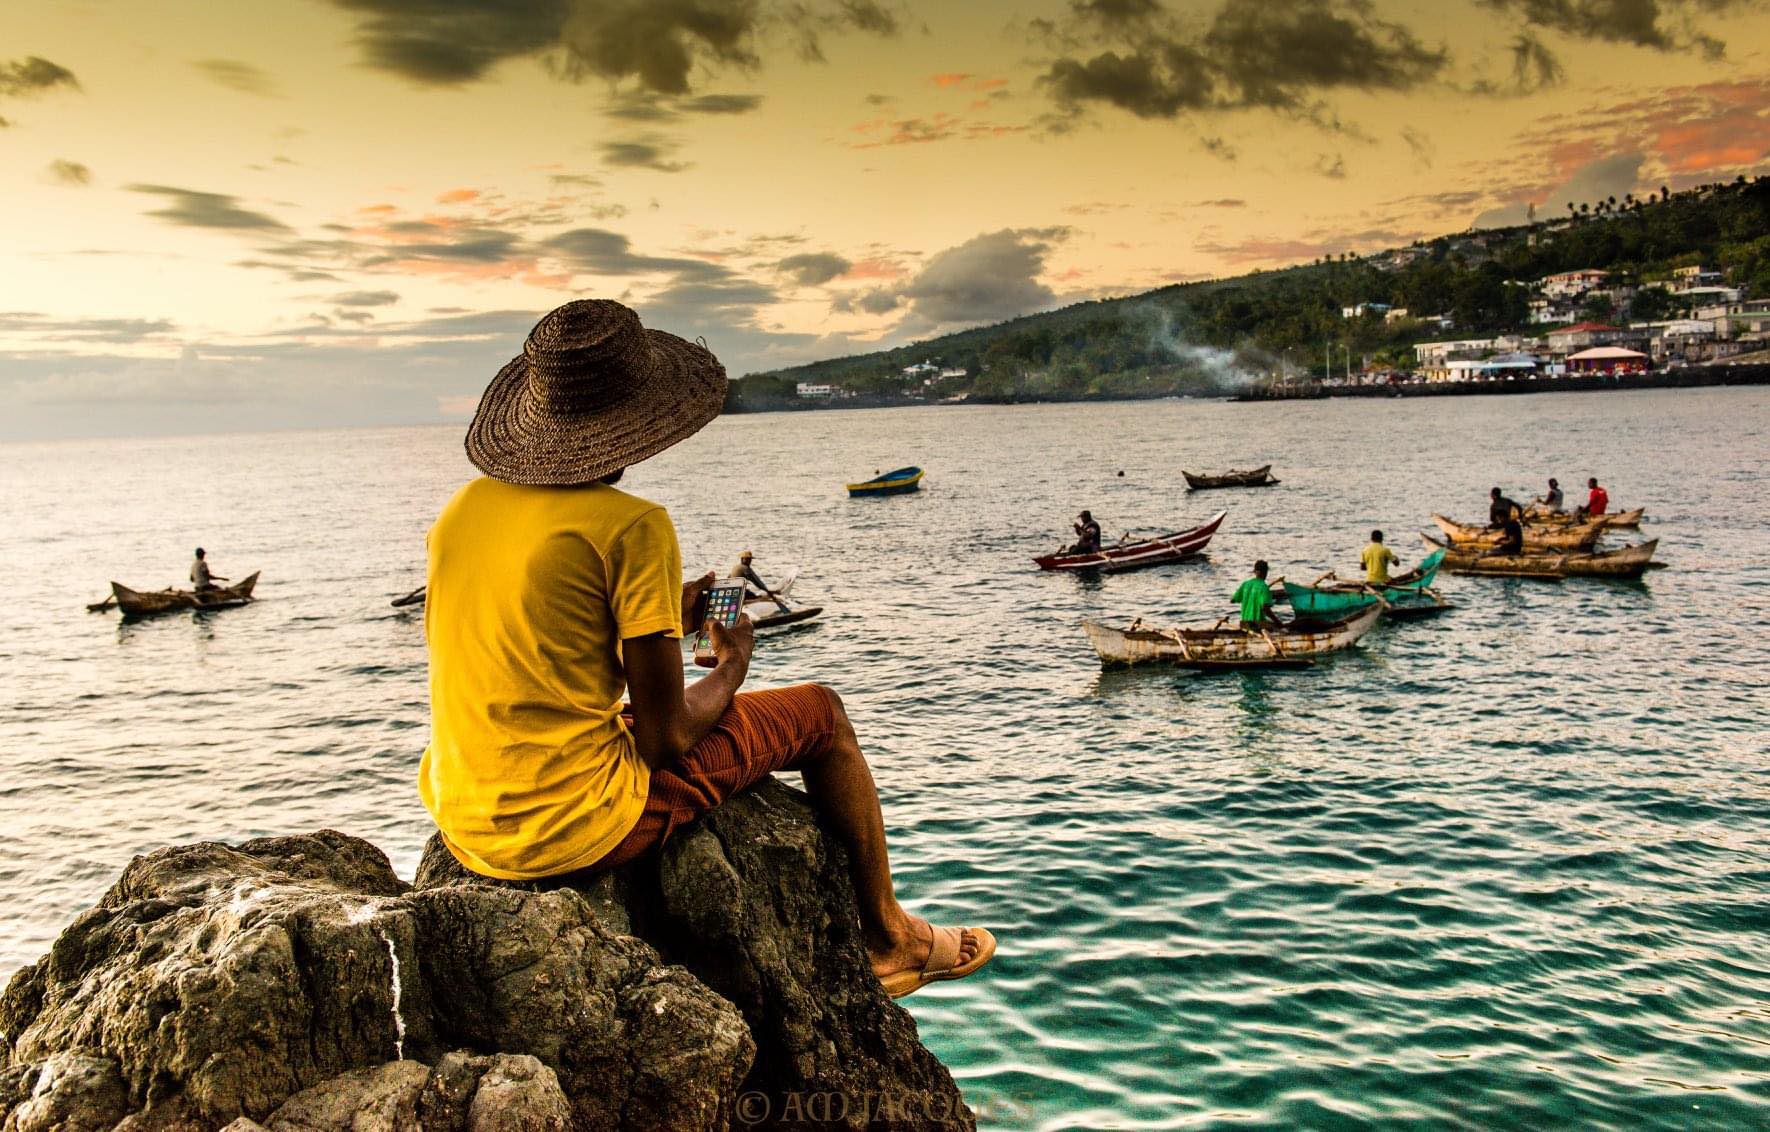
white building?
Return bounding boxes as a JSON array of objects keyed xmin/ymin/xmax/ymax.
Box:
[
  {"xmin": 795, "ymin": 383, "xmax": 834, "ymax": 399},
  {"xmin": 1341, "ymin": 302, "xmax": 1392, "ymax": 319},
  {"xmin": 1540, "ymin": 269, "xmax": 1609, "ymax": 299}
]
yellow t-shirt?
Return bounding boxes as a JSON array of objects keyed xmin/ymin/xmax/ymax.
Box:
[
  {"xmin": 419, "ymin": 477, "xmax": 682, "ymax": 880},
  {"xmin": 1361, "ymin": 542, "xmax": 1398, "ymax": 584}
]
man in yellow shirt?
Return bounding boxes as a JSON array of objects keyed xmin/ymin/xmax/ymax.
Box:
[
  {"xmin": 1360, "ymin": 529, "xmax": 1399, "ymax": 585},
  {"xmin": 421, "ymin": 299, "xmax": 993, "ymax": 1000}
]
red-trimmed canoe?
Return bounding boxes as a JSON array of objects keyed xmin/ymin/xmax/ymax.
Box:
[{"xmin": 1035, "ymin": 511, "xmax": 1226, "ymax": 573}]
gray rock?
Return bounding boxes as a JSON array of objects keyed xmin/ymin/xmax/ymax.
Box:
[
  {"xmin": 5, "ymin": 1053, "xmax": 128, "ymax": 1131},
  {"xmin": 1, "ymin": 780, "xmax": 973, "ymax": 1130},
  {"xmin": 262, "ymin": 1061, "xmax": 429, "ymax": 1132}
]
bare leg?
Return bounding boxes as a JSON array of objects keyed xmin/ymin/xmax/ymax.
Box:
[{"xmin": 797, "ymin": 690, "xmax": 980, "ymax": 980}]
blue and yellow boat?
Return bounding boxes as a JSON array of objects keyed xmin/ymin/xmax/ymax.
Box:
[
  {"xmin": 1282, "ymin": 549, "xmax": 1449, "ymax": 619},
  {"xmin": 846, "ymin": 466, "xmax": 924, "ymax": 497}
]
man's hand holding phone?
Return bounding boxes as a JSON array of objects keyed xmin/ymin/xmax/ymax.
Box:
[
  {"xmin": 702, "ymin": 616, "xmax": 754, "ymax": 678},
  {"xmin": 681, "ymin": 571, "xmax": 715, "ymax": 631}
]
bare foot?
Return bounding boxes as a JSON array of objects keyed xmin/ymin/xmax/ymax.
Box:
[{"xmin": 868, "ymin": 916, "xmax": 982, "ymax": 981}]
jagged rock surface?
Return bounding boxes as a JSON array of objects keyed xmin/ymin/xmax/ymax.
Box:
[{"xmin": 1, "ymin": 780, "xmax": 973, "ymax": 1130}]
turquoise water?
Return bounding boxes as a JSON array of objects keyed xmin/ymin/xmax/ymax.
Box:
[{"xmin": 2, "ymin": 389, "xmax": 1767, "ymax": 1128}]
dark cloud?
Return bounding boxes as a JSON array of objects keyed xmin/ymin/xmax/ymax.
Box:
[
  {"xmin": 604, "ymin": 90, "xmax": 763, "ymax": 121},
  {"xmin": 777, "ymin": 252, "xmax": 851, "ymax": 285},
  {"xmin": 541, "ymin": 227, "xmax": 712, "ymax": 275},
  {"xmin": 1037, "ymin": 0, "xmax": 1446, "ymax": 124},
  {"xmin": 126, "ymin": 185, "xmax": 291, "ymax": 231},
  {"xmin": 1507, "ymin": 32, "xmax": 1564, "ymax": 89},
  {"xmin": 331, "ymin": 289, "xmax": 401, "ymax": 307},
  {"xmin": 1480, "ymin": 0, "xmax": 1736, "ymax": 56},
  {"xmin": 680, "ymin": 92, "xmax": 763, "ymax": 113},
  {"xmin": 0, "ymin": 312, "xmax": 176, "ymax": 343},
  {"xmin": 830, "ymin": 286, "xmax": 901, "ymax": 314},
  {"xmin": 46, "ymin": 160, "xmax": 91, "ymax": 186},
  {"xmin": 368, "ymin": 227, "xmax": 527, "ymax": 264},
  {"xmin": 599, "ymin": 138, "xmax": 690, "ymax": 172},
  {"xmin": 548, "ymin": 172, "xmax": 603, "ymax": 187},
  {"xmin": 0, "ymin": 56, "xmax": 79, "ymax": 97},
  {"xmin": 328, "ymin": 0, "xmax": 567, "ymax": 85},
  {"xmin": 898, "ymin": 227, "xmax": 1068, "ymax": 326},
  {"xmin": 193, "ymin": 59, "xmax": 278, "ymax": 96},
  {"xmin": 328, "ymin": 0, "xmax": 896, "ymax": 94}
]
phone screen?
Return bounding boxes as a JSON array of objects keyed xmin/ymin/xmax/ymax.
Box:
[{"xmin": 694, "ymin": 581, "xmax": 747, "ymax": 662}]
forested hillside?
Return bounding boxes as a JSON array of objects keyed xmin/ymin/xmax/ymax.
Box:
[{"xmin": 730, "ymin": 176, "xmax": 1769, "ymax": 408}]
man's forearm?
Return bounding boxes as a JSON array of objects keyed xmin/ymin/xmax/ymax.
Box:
[{"xmin": 680, "ymin": 662, "xmax": 746, "ymax": 748}]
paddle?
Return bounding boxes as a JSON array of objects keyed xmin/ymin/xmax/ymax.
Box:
[{"xmin": 86, "ymin": 595, "xmax": 116, "ymax": 613}]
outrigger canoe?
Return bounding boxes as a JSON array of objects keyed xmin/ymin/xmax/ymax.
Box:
[
  {"xmin": 1282, "ymin": 550, "xmax": 1450, "ymax": 619},
  {"xmin": 1430, "ymin": 514, "xmax": 1604, "ymax": 551},
  {"xmin": 742, "ymin": 571, "xmax": 823, "ymax": 630},
  {"xmin": 1182, "ymin": 464, "xmax": 1279, "ymax": 491},
  {"xmin": 846, "ymin": 467, "xmax": 923, "ymax": 497},
  {"xmin": 106, "ymin": 572, "xmax": 261, "ymax": 617},
  {"xmin": 1083, "ymin": 602, "xmax": 1383, "ymax": 670},
  {"xmin": 1035, "ymin": 511, "xmax": 1226, "ymax": 573},
  {"xmin": 1421, "ymin": 534, "xmax": 1657, "ymax": 578},
  {"xmin": 1524, "ymin": 506, "xmax": 1644, "ymax": 530}
]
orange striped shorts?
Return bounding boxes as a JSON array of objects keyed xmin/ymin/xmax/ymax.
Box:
[{"xmin": 595, "ymin": 683, "xmax": 839, "ymax": 870}]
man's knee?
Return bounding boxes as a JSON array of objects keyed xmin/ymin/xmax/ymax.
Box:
[{"xmin": 813, "ymin": 685, "xmax": 858, "ymax": 745}]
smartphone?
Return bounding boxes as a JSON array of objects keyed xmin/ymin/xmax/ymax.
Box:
[{"xmin": 693, "ymin": 579, "xmax": 747, "ymax": 666}]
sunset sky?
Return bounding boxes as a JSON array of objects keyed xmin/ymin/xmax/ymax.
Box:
[{"xmin": 2, "ymin": 0, "xmax": 1767, "ymax": 438}]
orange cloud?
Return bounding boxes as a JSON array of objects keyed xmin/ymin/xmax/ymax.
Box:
[
  {"xmin": 437, "ymin": 188, "xmax": 480, "ymax": 203},
  {"xmin": 931, "ymin": 73, "xmax": 970, "ymax": 88}
]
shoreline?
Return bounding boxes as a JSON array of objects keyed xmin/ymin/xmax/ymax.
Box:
[{"xmin": 722, "ymin": 363, "xmax": 1770, "ymax": 414}]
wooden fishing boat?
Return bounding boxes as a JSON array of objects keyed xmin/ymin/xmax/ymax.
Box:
[
  {"xmin": 1083, "ymin": 602, "xmax": 1382, "ymax": 670},
  {"xmin": 391, "ymin": 586, "xmax": 426, "ymax": 608},
  {"xmin": 1182, "ymin": 464, "xmax": 1278, "ymax": 491},
  {"xmin": 1034, "ymin": 511, "xmax": 1226, "ymax": 573},
  {"xmin": 1524, "ymin": 505, "xmax": 1643, "ymax": 530},
  {"xmin": 107, "ymin": 571, "xmax": 260, "ymax": 617},
  {"xmin": 1430, "ymin": 514, "xmax": 1604, "ymax": 551},
  {"xmin": 1282, "ymin": 550, "xmax": 1449, "ymax": 618},
  {"xmin": 846, "ymin": 466, "xmax": 923, "ymax": 497},
  {"xmin": 1421, "ymin": 534, "xmax": 1657, "ymax": 578}
]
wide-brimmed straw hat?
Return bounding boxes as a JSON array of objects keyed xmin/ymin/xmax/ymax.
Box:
[{"xmin": 465, "ymin": 299, "xmax": 727, "ymax": 486}]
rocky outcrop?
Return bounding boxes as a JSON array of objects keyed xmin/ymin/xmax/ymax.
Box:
[{"xmin": 0, "ymin": 780, "xmax": 972, "ymax": 1131}]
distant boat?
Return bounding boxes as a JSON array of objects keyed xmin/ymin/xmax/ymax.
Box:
[
  {"xmin": 1034, "ymin": 511, "xmax": 1226, "ymax": 573},
  {"xmin": 846, "ymin": 466, "xmax": 923, "ymax": 497},
  {"xmin": 1282, "ymin": 550, "xmax": 1450, "ymax": 619},
  {"xmin": 103, "ymin": 572, "xmax": 261, "ymax": 618},
  {"xmin": 1083, "ymin": 602, "xmax": 1383, "ymax": 670},
  {"xmin": 1422, "ymin": 534, "xmax": 1657, "ymax": 578},
  {"xmin": 1182, "ymin": 464, "xmax": 1279, "ymax": 491}
]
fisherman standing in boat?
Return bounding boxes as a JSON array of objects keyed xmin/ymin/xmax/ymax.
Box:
[
  {"xmin": 1361, "ymin": 530, "xmax": 1399, "ymax": 584},
  {"xmin": 1070, "ymin": 510, "xmax": 1103, "ymax": 554},
  {"xmin": 1232, "ymin": 560, "xmax": 1283, "ymax": 630},
  {"xmin": 190, "ymin": 547, "xmax": 227, "ymax": 593},
  {"xmin": 729, "ymin": 550, "xmax": 789, "ymax": 612},
  {"xmin": 1535, "ymin": 478, "xmax": 1564, "ymax": 513}
]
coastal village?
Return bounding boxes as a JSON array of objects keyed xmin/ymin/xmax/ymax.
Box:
[{"xmin": 1329, "ymin": 263, "xmax": 1770, "ymax": 387}]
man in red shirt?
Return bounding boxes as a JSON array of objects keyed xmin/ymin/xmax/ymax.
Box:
[{"xmin": 1582, "ymin": 477, "xmax": 1609, "ymax": 517}]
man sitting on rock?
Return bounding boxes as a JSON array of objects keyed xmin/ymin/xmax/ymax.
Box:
[{"xmin": 420, "ymin": 300, "xmax": 994, "ymax": 999}]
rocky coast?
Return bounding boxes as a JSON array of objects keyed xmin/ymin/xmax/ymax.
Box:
[{"xmin": 0, "ymin": 779, "xmax": 971, "ymax": 1131}]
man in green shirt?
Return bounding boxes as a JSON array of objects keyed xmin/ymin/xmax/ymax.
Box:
[
  {"xmin": 1360, "ymin": 530, "xmax": 1399, "ymax": 584},
  {"xmin": 1232, "ymin": 560, "xmax": 1282, "ymax": 630}
]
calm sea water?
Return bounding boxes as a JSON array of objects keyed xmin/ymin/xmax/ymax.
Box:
[{"xmin": 3, "ymin": 390, "xmax": 1768, "ymax": 1129}]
